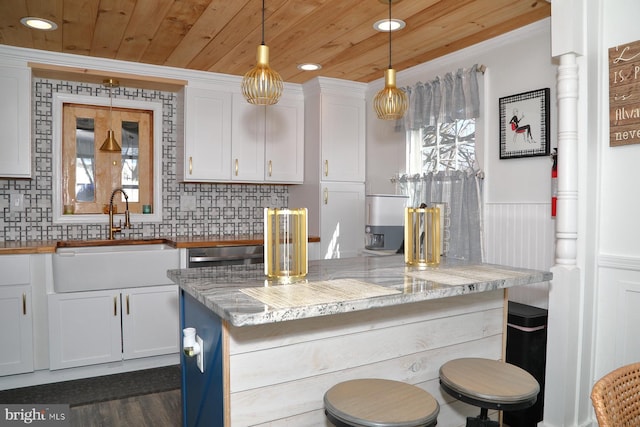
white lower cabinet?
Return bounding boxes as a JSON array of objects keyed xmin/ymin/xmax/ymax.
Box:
[
  {"xmin": 48, "ymin": 285, "xmax": 179, "ymax": 370},
  {"xmin": 320, "ymin": 182, "xmax": 365, "ymax": 259},
  {"xmin": 0, "ymin": 285, "xmax": 34, "ymax": 376}
]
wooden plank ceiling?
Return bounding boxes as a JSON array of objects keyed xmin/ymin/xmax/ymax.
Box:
[{"xmin": 0, "ymin": 0, "xmax": 550, "ymax": 84}]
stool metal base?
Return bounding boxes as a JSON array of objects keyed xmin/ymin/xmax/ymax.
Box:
[{"xmin": 464, "ymin": 408, "xmax": 498, "ymax": 427}]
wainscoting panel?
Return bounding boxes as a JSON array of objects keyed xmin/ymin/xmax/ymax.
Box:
[
  {"xmin": 596, "ymin": 257, "xmax": 640, "ymax": 373},
  {"xmin": 484, "ymin": 203, "xmax": 555, "ymax": 308}
]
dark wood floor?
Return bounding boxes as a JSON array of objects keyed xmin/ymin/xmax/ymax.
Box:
[{"xmin": 70, "ymin": 389, "xmax": 181, "ymax": 427}]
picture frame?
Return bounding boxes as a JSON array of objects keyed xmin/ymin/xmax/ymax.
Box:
[{"xmin": 499, "ymin": 88, "xmax": 550, "ymax": 159}]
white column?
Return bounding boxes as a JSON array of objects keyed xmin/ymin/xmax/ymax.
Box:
[
  {"xmin": 543, "ymin": 52, "xmax": 584, "ymax": 427},
  {"xmin": 555, "ymin": 54, "xmax": 579, "ymax": 266}
]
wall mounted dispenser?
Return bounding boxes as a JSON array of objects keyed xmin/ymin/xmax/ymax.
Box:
[{"xmin": 183, "ymin": 327, "xmax": 204, "ymax": 373}]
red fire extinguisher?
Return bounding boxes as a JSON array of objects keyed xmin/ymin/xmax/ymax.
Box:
[{"xmin": 551, "ymin": 148, "xmax": 558, "ymax": 217}]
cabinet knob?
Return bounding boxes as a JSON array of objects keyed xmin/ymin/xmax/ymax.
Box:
[
  {"xmin": 324, "ymin": 160, "xmax": 329, "ymax": 177},
  {"xmin": 189, "ymin": 157, "xmax": 193, "ymax": 175},
  {"xmin": 22, "ymin": 293, "xmax": 26, "ymax": 315},
  {"xmin": 126, "ymin": 294, "xmax": 130, "ymax": 315},
  {"xmin": 114, "ymin": 296, "xmax": 118, "ymax": 316},
  {"xmin": 268, "ymin": 160, "xmax": 272, "ymax": 177},
  {"xmin": 235, "ymin": 159, "xmax": 239, "ymax": 176},
  {"xmin": 324, "ymin": 188, "xmax": 328, "ymax": 205}
]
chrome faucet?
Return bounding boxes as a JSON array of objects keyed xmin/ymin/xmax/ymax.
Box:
[{"xmin": 108, "ymin": 188, "xmax": 131, "ymax": 240}]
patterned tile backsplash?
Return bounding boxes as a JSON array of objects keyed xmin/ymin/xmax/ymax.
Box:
[{"xmin": 0, "ymin": 78, "xmax": 288, "ymax": 242}]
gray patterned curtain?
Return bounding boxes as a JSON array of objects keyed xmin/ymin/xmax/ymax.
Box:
[
  {"xmin": 401, "ymin": 64, "xmax": 481, "ymax": 131},
  {"xmin": 394, "ymin": 170, "xmax": 484, "ymax": 262},
  {"xmin": 394, "ymin": 64, "xmax": 484, "ymax": 262}
]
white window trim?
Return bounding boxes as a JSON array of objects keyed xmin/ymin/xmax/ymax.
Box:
[{"xmin": 52, "ymin": 93, "xmax": 164, "ymax": 224}]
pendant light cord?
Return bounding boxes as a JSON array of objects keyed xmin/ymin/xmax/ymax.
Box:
[
  {"xmin": 261, "ymin": 0, "xmax": 266, "ymax": 45},
  {"xmin": 388, "ymin": 0, "xmax": 392, "ymax": 70},
  {"xmin": 108, "ymin": 85, "xmax": 113, "ymax": 128}
]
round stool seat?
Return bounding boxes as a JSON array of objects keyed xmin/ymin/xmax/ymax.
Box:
[
  {"xmin": 439, "ymin": 358, "xmax": 539, "ymax": 411},
  {"xmin": 324, "ymin": 379, "xmax": 439, "ymax": 427}
]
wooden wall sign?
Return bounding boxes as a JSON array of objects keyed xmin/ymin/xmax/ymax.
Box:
[{"xmin": 609, "ymin": 40, "xmax": 640, "ymax": 147}]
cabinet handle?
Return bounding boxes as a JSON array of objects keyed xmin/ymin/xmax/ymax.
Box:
[
  {"xmin": 126, "ymin": 294, "xmax": 130, "ymax": 315},
  {"xmin": 189, "ymin": 156, "xmax": 193, "ymax": 175},
  {"xmin": 324, "ymin": 188, "xmax": 328, "ymax": 205},
  {"xmin": 22, "ymin": 293, "xmax": 26, "ymax": 315},
  {"xmin": 324, "ymin": 160, "xmax": 329, "ymax": 177},
  {"xmin": 235, "ymin": 159, "xmax": 239, "ymax": 176},
  {"xmin": 114, "ymin": 296, "xmax": 118, "ymax": 316},
  {"xmin": 268, "ymin": 160, "xmax": 272, "ymax": 177}
]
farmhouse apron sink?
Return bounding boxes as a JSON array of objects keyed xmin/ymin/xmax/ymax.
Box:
[{"xmin": 52, "ymin": 243, "xmax": 179, "ymax": 292}]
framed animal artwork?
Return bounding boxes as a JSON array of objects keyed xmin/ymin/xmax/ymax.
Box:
[{"xmin": 499, "ymin": 88, "xmax": 550, "ymax": 159}]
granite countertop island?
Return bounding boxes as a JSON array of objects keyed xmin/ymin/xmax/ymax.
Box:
[
  {"xmin": 168, "ymin": 255, "xmax": 552, "ymax": 327},
  {"xmin": 173, "ymin": 255, "xmax": 552, "ymax": 426}
]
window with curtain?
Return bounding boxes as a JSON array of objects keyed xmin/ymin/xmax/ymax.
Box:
[{"xmin": 395, "ymin": 64, "xmax": 484, "ymax": 262}]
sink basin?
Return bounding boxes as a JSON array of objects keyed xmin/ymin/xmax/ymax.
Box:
[{"xmin": 53, "ymin": 244, "xmax": 180, "ymax": 293}]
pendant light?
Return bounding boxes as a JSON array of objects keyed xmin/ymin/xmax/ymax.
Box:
[
  {"xmin": 241, "ymin": 0, "xmax": 283, "ymax": 105},
  {"xmin": 373, "ymin": 0, "xmax": 408, "ymax": 120},
  {"xmin": 100, "ymin": 79, "xmax": 121, "ymax": 152}
]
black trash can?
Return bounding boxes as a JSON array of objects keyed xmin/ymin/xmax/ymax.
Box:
[{"xmin": 504, "ymin": 301, "xmax": 548, "ymax": 427}]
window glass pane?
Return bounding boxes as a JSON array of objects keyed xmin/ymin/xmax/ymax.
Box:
[
  {"xmin": 75, "ymin": 117, "xmax": 95, "ymax": 202},
  {"xmin": 121, "ymin": 121, "xmax": 139, "ymax": 203},
  {"xmin": 408, "ymin": 119, "xmax": 476, "ymax": 174}
]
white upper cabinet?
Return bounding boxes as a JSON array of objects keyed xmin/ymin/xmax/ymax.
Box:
[
  {"xmin": 180, "ymin": 84, "xmax": 304, "ymax": 184},
  {"xmin": 320, "ymin": 94, "xmax": 366, "ymax": 182},
  {"xmin": 0, "ymin": 64, "xmax": 31, "ymax": 178},
  {"xmin": 232, "ymin": 93, "xmax": 266, "ymax": 182},
  {"xmin": 265, "ymin": 94, "xmax": 304, "ymax": 183},
  {"xmin": 301, "ymin": 77, "xmax": 367, "ymax": 184},
  {"xmin": 179, "ymin": 86, "xmax": 232, "ymax": 181},
  {"xmin": 231, "ymin": 91, "xmax": 304, "ymax": 184}
]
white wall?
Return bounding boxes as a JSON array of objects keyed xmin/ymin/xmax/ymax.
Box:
[
  {"xmin": 599, "ymin": 4, "xmax": 640, "ymax": 258},
  {"xmin": 592, "ymin": 0, "xmax": 640, "ymax": 392},
  {"xmin": 365, "ymin": 20, "xmax": 557, "ymax": 307}
]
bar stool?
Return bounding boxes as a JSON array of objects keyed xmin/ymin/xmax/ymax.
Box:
[
  {"xmin": 324, "ymin": 378, "xmax": 439, "ymax": 427},
  {"xmin": 439, "ymin": 358, "xmax": 539, "ymax": 427}
]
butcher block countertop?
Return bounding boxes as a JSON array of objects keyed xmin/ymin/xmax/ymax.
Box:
[
  {"xmin": 168, "ymin": 255, "xmax": 553, "ymax": 327},
  {"xmin": 0, "ymin": 235, "xmax": 321, "ymax": 255}
]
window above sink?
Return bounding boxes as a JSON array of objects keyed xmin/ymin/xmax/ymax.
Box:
[{"xmin": 52, "ymin": 93, "xmax": 163, "ymax": 224}]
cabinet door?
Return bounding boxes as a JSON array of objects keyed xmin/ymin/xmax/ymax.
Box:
[
  {"xmin": 48, "ymin": 290, "xmax": 122, "ymax": 370},
  {"xmin": 0, "ymin": 286, "xmax": 33, "ymax": 376},
  {"xmin": 0, "ymin": 65, "xmax": 31, "ymax": 178},
  {"xmin": 183, "ymin": 87, "xmax": 232, "ymax": 181},
  {"xmin": 320, "ymin": 182, "xmax": 365, "ymax": 259},
  {"xmin": 122, "ymin": 285, "xmax": 179, "ymax": 360},
  {"xmin": 265, "ymin": 96, "xmax": 304, "ymax": 183},
  {"xmin": 320, "ymin": 95, "xmax": 365, "ymax": 182},
  {"xmin": 231, "ymin": 93, "xmax": 265, "ymax": 182}
]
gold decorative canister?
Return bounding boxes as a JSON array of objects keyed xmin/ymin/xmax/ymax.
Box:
[
  {"xmin": 264, "ymin": 208, "xmax": 308, "ymax": 279},
  {"xmin": 404, "ymin": 206, "xmax": 441, "ymax": 267}
]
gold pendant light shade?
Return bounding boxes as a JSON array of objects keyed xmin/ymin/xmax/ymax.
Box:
[
  {"xmin": 241, "ymin": 44, "xmax": 283, "ymax": 105},
  {"xmin": 100, "ymin": 78, "xmax": 121, "ymax": 152},
  {"xmin": 241, "ymin": 0, "xmax": 283, "ymax": 105},
  {"xmin": 374, "ymin": 0, "xmax": 407, "ymax": 120},
  {"xmin": 100, "ymin": 129, "xmax": 121, "ymax": 152},
  {"xmin": 374, "ymin": 68, "xmax": 408, "ymax": 120}
]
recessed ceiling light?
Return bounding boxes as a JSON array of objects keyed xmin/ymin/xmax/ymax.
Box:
[
  {"xmin": 20, "ymin": 17, "xmax": 58, "ymax": 31},
  {"xmin": 373, "ymin": 18, "xmax": 406, "ymax": 32},
  {"xmin": 297, "ymin": 63, "xmax": 322, "ymax": 71}
]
